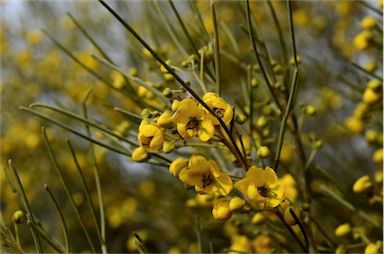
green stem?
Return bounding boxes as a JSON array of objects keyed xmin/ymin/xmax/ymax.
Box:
[
  {"xmin": 82, "ymin": 97, "xmax": 107, "ymax": 254},
  {"xmin": 245, "ymin": 0, "xmax": 282, "ymax": 112},
  {"xmin": 41, "ymin": 127, "xmax": 97, "ymax": 253},
  {"xmin": 211, "ymin": 0, "xmax": 222, "ymax": 95},
  {"xmin": 7, "ymin": 160, "xmax": 43, "ymax": 253},
  {"xmin": 44, "ymin": 185, "xmax": 70, "ymax": 254},
  {"xmin": 273, "ymin": 69, "xmax": 299, "ymax": 170}
]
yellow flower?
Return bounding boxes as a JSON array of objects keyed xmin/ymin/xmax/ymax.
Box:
[
  {"xmin": 363, "ymin": 88, "xmax": 381, "ymax": 104},
  {"xmin": 373, "ymin": 148, "xmax": 383, "ymax": 164},
  {"xmin": 169, "ymin": 157, "xmax": 189, "ymax": 177},
  {"xmin": 257, "ymin": 146, "xmax": 270, "ymax": 158},
  {"xmin": 235, "ymin": 167, "xmax": 284, "ymax": 208},
  {"xmin": 353, "ymin": 175, "xmax": 372, "ymax": 193},
  {"xmin": 212, "ymin": 198, "xmax": 232, "ymax": 221},
  {"xmin": 138, "ymin": 122, "xmax": 164, "ymax": 150},
  {"xmin": 335, "ymin": 223, "xmax": 351, "ymax": 237},
  {"xmin": 203, "ymin": 92, "xmax": 233, "ymax": 125},
  {"xmin": 353, "ymin": 31, "xmax": 373, "ymax": 50},
  {"xmin": 178, "ymin": 155, "xmax": 233, "ymax": 196},
  {"xmin": 279, "ymin": 174, "xmax": 298, "ymax": 203},
  {"xmin": 111, "ymin": 71, "xmax": 125, "ymax": 89},
  {"xmin": 131, "ymin": 147, "xmax": 148, "ymax": 162},
  {"xmin": 365, "ymin": 242, "xmax": 382, "ymax": 254},
  {"xmin": 345, "ymin": 117, "xmax": 363, "ymax": 134},
  {"xmin": 157, "ymin": 111, "xmax": 173, "ymax": 128},
  {"xmin": 229, "ymin": 235, "xmax": 252, "ymax": 254},
  {"xmin": 172, "ymin": 98, "xmax": 214, "ymax": 141},
  {"xmin": 229, "ymin": 196, "xmax": 245, "ymax": 211},
  {"xmin": 361, "ymin": 16, "xmax": 377, "ymax": 30},
  {"xmin": 251, "ymin": 213, "xmax": 265, "ymax": 224},
  {"xmin": 252, "ymin": 235, "xmax": 273, "ymax": 254}
]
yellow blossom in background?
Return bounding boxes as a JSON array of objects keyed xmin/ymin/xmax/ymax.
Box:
[
  {"xmin": 335, "ymin": 223, "xmax": 351, "ymax": 237},
  {"xmin": 364, "ymin": 242, "xmax": 382, "ymax": 254},
  {"xmin": 252, "ymin": 235, "xmax": 273, "ymax": 254},
  {"xmin": 353, "ymin": 175, "xmax": 372, "ymax": 193}
]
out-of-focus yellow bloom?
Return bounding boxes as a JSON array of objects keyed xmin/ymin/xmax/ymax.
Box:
[
  {"xmin": 169, "ymin": 157, "xmax": 189, "ymax": 177},
  {"xmin": 203, "ymin": 92, "xmax": 233, "ymax": 125},
  {"xmin": 353, "ymin": 102, "xmax": 368, "ymax": 119},
  {"xmin": 353, "ymin": 31, "xmax": 373, "ymax": 50},
  {"xmin": 27, "ymin": 30, "xmax": 42, "ymax": 45},
  {"xmin": 279, "ymin": 174, "xmax": 298, "ymax": 203},
  {"xmin": 305, "ymin": 105, "xmax": 317, "ymax": 116},
  {"xmin": 256, "ymin": 116, "xmax": 268, "ymax": 128},
  {"xmin": 172, "ymin": 98, "xmax": 214, "ymax": 141},
  {"xmin": 126, "ymin": 230, "xmax": 148, "ymax": 252},
  {"xmin": 138, "ymin": 83, "xmax": 155, "ymax": 99},
  {"xmin": 279, "ymin": 144, "xmax": 293, "ymax": 164},
  {"xmin": 252, "ymin": 212, "xmax": 265, "ymax": 224},
  {"xmin": 361, "ymin": 16, "xmax": 377, "ymax": 30},
  {"xmin": 363, "ymin": 88, "xmax": 381, "ymax": 104},
  {"xmin": 368, "ymin": 79, "xmax": 381, "ymax": 90},
  {"xmin": 336, "ymin": 245, "xmax": 346, "ymax": 254},
  {"xmin": 138, "ymin": 122, "xmax": 164, "ymax": 150},
  {"xmin": 178, "ymin": 155, "xmax": 233, "ymax": 195},
  {"xmin": 131, "ymin": 147, "xmax": 148, "ymax": 162},
  {"xmin": 229, "ymin": 196, "xmax": 245, "ymax": 211},
  {"xmin": 364, "ymin": 242, "xmax": 382, "ymax": 254},
  {"xmin": 229, "ymin": 235, "xmax": 252, "ymax": 254},
  {"xmin": 353, "ymin": 175, "xmax": 372, "ymax": 193},
  {"xmin": 365, "ymin": 130, "xmax": 378, "ymax": 143},
  {"xmin": 212, "ymin": 198, "xmax": 232, "ymax": 221},
  {"xmin": 335, "ymin": 223, "xmax": 351, "ymax": 237},
  {"xmin": 235, "ymin": 166, "xmax": 284, "ymax": 208},
  {"xmin": 345, "ymin": 117, "xmax": 363, "ymax": 134},
  {"xmin": 252, "ymin": 235, "xmax": 273, "ymax": 254},
  {"xmin": 111, "ymin": 71, "xmax": 125, "ymax": 89},
  {"xmin": 364, "ymin": 61, "xmax": 377, "ymax": 73},
  {"xmin": 115, "ymin": 121, "xmax": 130, "ymax": 136},
  {"xmin": 17, "ymin": 50, "xmax": 31, "ymax": 67},
  {"xmin": 77, "ymin": 51, "xmax": 99, "ymax": 70},
  {"xmin": 283, "ymin": 206, "xmax": 300, "ymax": 226},
  {"xmin": 373, "ymin": 149, "xmax": 383, "ymax": 164},
  {"xmin": 257, "ymin": 146, "xmax": 270, "ymax": 158},
  {"xmin": 139, "ymin": 180, "xmax": 155, "ymax": 197},
  {"xmin": 157, "ymin": 111, "xmax": 173, "ymax": 128},
  {"xmin": 293, "ymin": 8, "xmax": 309, "ymax": 27}
]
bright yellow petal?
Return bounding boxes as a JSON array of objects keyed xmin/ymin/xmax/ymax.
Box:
[
  {"xmin": 264, "ymin": 167, "xmax": 278, "ymax": 187},
  {"xmin": 198, "ymin": 118, "xmax": 214, "ymax": 141},
  {"xmin": 215, "ymin": 172, "xmax": 233, "ymax": 196}
]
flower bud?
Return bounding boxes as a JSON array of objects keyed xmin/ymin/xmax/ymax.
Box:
[
  {"xmin": 12, "ymin": 210, "xmax": 25, "ymax": 224},
  {"xmin": 251, "ymin": 213, "xmax": 264, "ymax": 224},
  {"xmin": 229, "ymin": 197, "xmax": 245, "ymax": 211},
  {"xmin": 157, "ymin": 111, "xmax": 173, "ymax": 128},
  {"xmin": 257, "ymin": 146, "xmax": 270, "ymax": 158},
  {"xmin": 335, "ymin": 223, "xmax": 351, "ymax": 237},
  {"xmin": 212, "ymin": 199, "xmax": 232, "ymax": 221},
  {"xmin": 169, "ymin": 157, "xmax": 188, "ymax": 177},
  {"xmin": 131, "ymin": 147, "xmax": 148, "ymax": 162},
  {"xmin": 162, "ymin": 141, "xmax": 175, "ymax": 154}
]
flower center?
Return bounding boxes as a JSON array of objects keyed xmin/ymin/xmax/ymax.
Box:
[
  {"xmin": 213, "ymin": 107, "xmax": 225, "ymax": 118},
  {"xmin": 186, "ymin": 117, "xmax": 200, "ymax": 129},
  {"xmin": 257, "ymin": 186, "xmax": 269, "ymax": 197},
  {"xmin": 141, "ymin": 136, "xmax": 153, "ymax": 147},
  {"xmin": 201, "ymin": 172, "xmax": 214, "ymax": 188}
]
